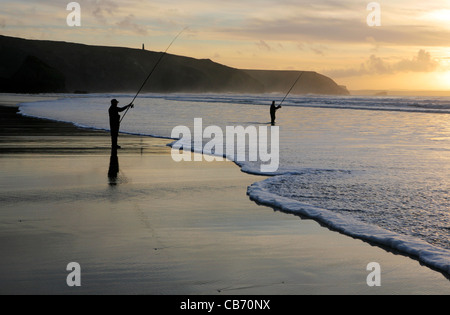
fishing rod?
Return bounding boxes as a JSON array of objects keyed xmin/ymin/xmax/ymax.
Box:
[
  {"xmin": 278, "ymin": 71, "xmax": 304, "ymax": 107},
  {"xmin": 120, "ymin": 27, "xmax": 188, "ymax": 123}
]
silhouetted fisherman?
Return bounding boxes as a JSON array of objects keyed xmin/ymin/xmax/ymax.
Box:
[
  {"xmin": 109, "ymin": 99, "xmax": 133, "ymax": 149},
  {"xmin": 270, "ymin": 101, "xmax": 282, "ymax": 126}
]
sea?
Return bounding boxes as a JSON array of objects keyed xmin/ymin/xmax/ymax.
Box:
[{"xmin": 18, "ymin": 93, "xmax": 450, "ymax": 276}]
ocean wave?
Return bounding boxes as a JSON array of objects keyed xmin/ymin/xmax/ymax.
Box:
[
  {"xmin": 247, "ymin": 177, "xmax": 450, "ymax": 276},
  {"xmin": 135, "ymin": 93, "xmax": 450, "ymax": 114}
]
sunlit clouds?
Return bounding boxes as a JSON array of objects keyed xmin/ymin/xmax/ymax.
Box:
[{"xmin": 1, "ymin": 0, "xmax": 450, "ymax": 91}]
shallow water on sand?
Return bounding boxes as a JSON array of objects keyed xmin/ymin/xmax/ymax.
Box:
[{"xmin": 18, "ymin": 93, "xmax": 450, "ymax": 275}]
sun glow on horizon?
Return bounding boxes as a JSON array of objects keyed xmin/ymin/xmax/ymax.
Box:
[
  {"xmin": 424, "ymin": 9, "xmax": 450, "ymax": 23},
  {"xmin": 434, "ymin": 71, "xmax": 450, "ymax": 89}
]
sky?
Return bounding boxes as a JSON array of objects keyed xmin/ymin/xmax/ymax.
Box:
[{"xmin": 1, "ymin": 0, "xmax": 450, "ymax": 92}]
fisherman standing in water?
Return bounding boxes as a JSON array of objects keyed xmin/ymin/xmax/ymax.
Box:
[
  {"xmin": 270, "ymin": 101, "xmax": 282, "ymax": 126},
  {"xmin": 109, "ymin": 99, "xmax": 133, "ymax": 149}
]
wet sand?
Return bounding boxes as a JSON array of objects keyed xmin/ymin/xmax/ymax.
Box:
[{"xmin": 0, "ymin": 95, "xmax": 449, "ymax": 295}]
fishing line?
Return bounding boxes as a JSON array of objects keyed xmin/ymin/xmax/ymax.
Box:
[
  {"xmin": 120, "ymin": 27, "xmax": 188, "ymax": 123},
  {"xmin": 278, "ymin": 71, "xmax": 304, "ymax": 107}
]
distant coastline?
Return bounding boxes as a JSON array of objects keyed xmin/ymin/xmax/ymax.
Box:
[{"xmin": 0, "ymin": 35, "xmax": 349, "ymax": 96}]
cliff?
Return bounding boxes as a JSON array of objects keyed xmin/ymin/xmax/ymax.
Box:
[{"xmin": 0, "ymin": 35, "xmax": 349, "ymax": 95}]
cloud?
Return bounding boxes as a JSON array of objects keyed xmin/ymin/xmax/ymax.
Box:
[
  {"xmin": 327, "ymin": 50, "xmax": 440, "ymax": 78},
  {"xmin": 210, "ymin": 1, "xmax": 450, "ymax": 47},
  {"xmin": 4, "ymin": 0, "xmax": 450, "ymax": 48},
  {"xmin": 87, "ymin": 0, "xmax": 119, "ymax": 24},
  {"xmin": 297, "ymin": 42, "xmax": 328, "ymax": 56},
  {"xmin": 365, "ymin": 36, "xmax": 380, "ymax": 52},
  {"xmin": 395, "ymin": 50, "xmax": 439, "ymax": 72},
  {"xmin": 256, "ymin": 40, "xmax": 272, "ymax": 51},
  {"xmin": 116, "ymin": 14, "xmax": 148, "ymax": 35}
]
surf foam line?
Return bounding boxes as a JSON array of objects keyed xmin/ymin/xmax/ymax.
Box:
[
  {"xmin": 132, "ymin": 93, "xmax": 450, "ymax": 114},
  {"xmin": 18, "ymin": 102, "xmax": 176, "ymax": 141},
  {"xmin": 165, "ymin": 133, "xmax": 450, "ymax": 278},
  {"xmin": 247, "ymin": 178, "xmax": 450, "ymax": 277}
]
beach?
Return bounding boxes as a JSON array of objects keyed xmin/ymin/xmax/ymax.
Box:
[{"xmin": 0, "ymin": 95, "xmax": 449, "ymax": 295}]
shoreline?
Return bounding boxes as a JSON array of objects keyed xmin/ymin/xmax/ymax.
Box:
[{"xmin": 0, "ymin": 94, "xmax": 449, "ymax": 295}]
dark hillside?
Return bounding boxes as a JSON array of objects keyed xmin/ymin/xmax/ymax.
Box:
[{"xmin": 0, "ymin": 35, "xmax": 349, "ymax": 95}]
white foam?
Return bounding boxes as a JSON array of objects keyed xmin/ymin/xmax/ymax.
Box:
[{"xmin": 247, "ymin": 179, "xmax": 450, "ymax": 275}]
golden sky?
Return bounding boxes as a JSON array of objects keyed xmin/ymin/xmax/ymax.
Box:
[{"xmin": 2, "ymin": 0, "xmax": 450, "ymax": 92}]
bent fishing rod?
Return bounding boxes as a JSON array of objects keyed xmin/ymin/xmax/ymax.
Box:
[
  {"xmin": 120, "ymin": 27, "xmax": 188, "ymax": 123},
  {"xmin": 278, "ymin": 71, "xmax": 305, "ymax": 107}
]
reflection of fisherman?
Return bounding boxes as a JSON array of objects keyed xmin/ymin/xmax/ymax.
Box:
[
  {"xmin": 108, "ymin": 99, "xmax": 133, "ymax": 149},
  {"xmin": 108, "ymin": 149, "xmax": 119, "ymax": 186},
  {"xmin": 270, "ymin": 101, "xmax": 282, "ymax": 126}
]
